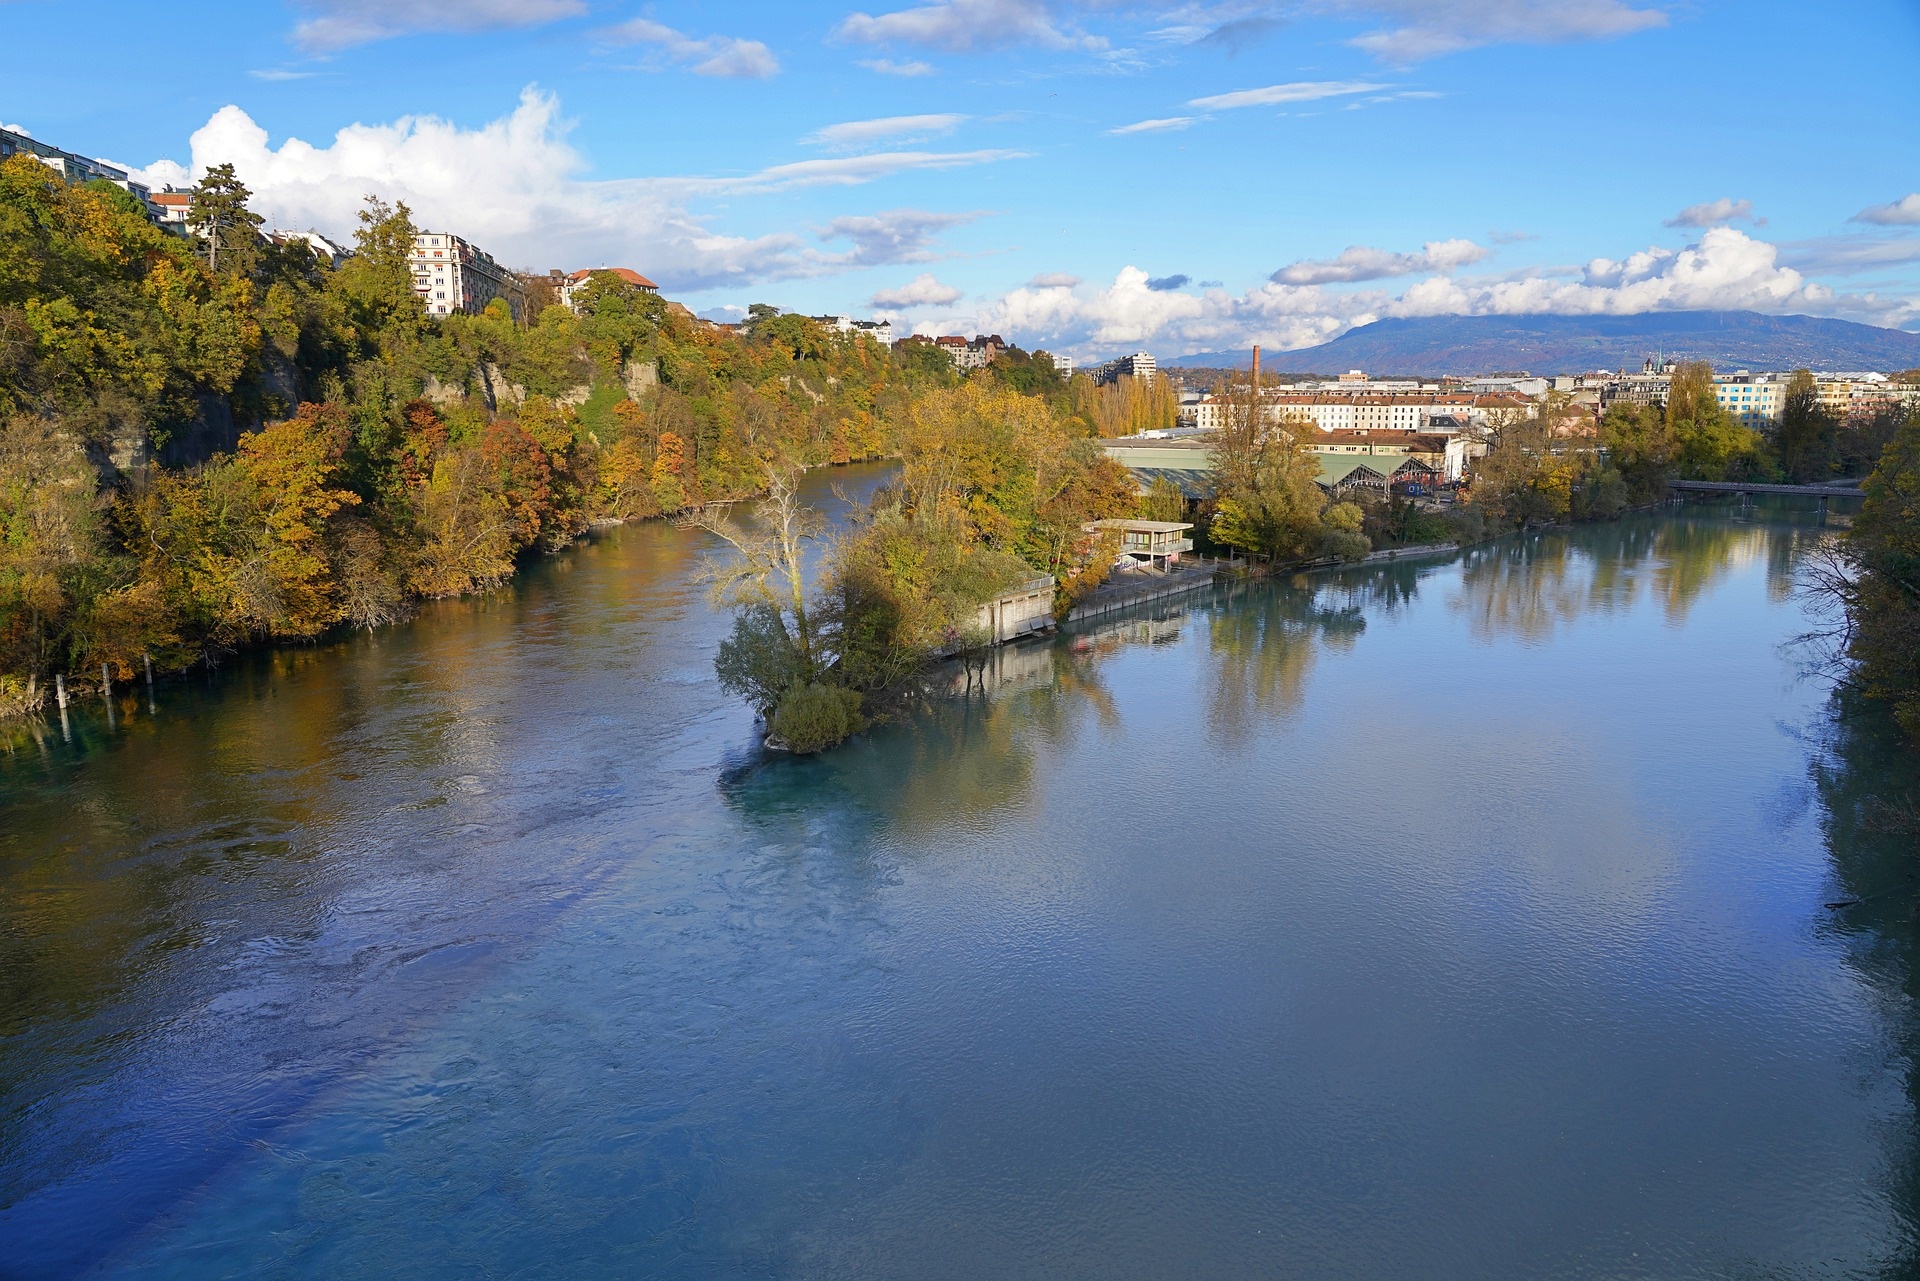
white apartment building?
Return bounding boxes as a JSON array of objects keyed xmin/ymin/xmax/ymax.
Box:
[
  {"xmin": 812, "ymin": 315, "xmax": 897, "ymax": 346},
  {"xmin": 1091, "ymin": 351, "xmax": 1157, "ymax": 387},
  {"xmin": 270, "ymin": 228, "xmax": 350, "ymax": 268},
  {"xmin": 1050, "ymin": 352, "xmax": 1074, "ymax": 376},
  {"xmin": 1178, "ymin": 391, "xmax": 1481, "ymax": 433},
  {"xmin": 1712, "ymin": 372, "xmax": 1788, "ymax": 427},
  {"xmin": 1, "ymin": 125, "xmax": 163, "ymax": 221},
  {"xmin": 410, "ymin": 231, "xmax": 524, "ymax": 320}
]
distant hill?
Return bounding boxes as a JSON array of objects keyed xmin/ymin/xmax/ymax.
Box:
[{"xmin": 1163, "ymin": 311, "xmax": 1920, "ymax": 376}]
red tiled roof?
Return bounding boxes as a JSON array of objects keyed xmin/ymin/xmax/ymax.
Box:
[{"xmin": 568, "ymin": 267, "xmax": 658, "ymax": 289}]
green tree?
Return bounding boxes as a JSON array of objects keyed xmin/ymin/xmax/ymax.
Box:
[
  {"xmin": 330, "ymin": 196, "xmax": 423, "ymax": 354},
  {"xmin": 1667, "ymin": 361, "xmax": 1763, "ymax": 480},
  {"xmin": 1833, "ymin": 407, "xmax": 1920, "ymax": 735},
  {"xmin": 1773, "ymin": 369, "xmax": 1838, "ymax": 484},
  {"xmin": 185, "ymin": 163, "xmax": 264, "ymax": 277},
  {"xmin": 1599, "ymin": 400, "xmax": 1672, "ymax": 501}
]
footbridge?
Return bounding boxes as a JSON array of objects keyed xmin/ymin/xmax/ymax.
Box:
[{"xmin": 1667, "ymin": 479, "xmax": 1864, "ymax": 497}]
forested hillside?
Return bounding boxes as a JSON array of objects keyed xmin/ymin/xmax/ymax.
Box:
[{"xmin": 0, "ymin": 156, "xmax": 1148, "ymax": 720}]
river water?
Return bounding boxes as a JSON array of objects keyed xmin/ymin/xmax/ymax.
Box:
[{"xmin": 3, "ymin": 470, "xmax": 1918, "ymax": 1279}]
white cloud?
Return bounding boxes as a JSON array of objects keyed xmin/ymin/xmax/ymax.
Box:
[
  {"xmin": 1273, "ymin": 238, "xmax": 1491, "ymax": 284},
  {"xmin": 834, "ymin": 0, "xmax": 1105, "ymax": 53},
  {"xmin": 2, "ymin": 124, "xmax": 28, "ymax": 137},
  {"xmin": 598, "ymin": 18, "xmax": 780, "ymax": 78},
  {"xmin": 817, "ymin": 209, "xmax": 982, "ymax": 265},
  {"xmin": 1188, "ymin": 80, "xmax": 1389, "ymax": 110},
  {"xmin": 249, "ymin": 69, "xmax": 318, "ymax": 82},
  {"xmin": 859, "ymin": 57, "xmax": 936, "ymax": 75},
  {"xmin": 1029, "ymin": 271, "xmax": 1080, "ymax": 287},
  {"xmin": 1779, "ymin": 236, "xmax": 1920, "ymax": 277},
  {"xmin": 872, "ymin": 273, "xmax": 966, "ymax": 308},
  {"xmin": 130, "ymin": 91, "xmax": 1009, "ymax": 293},
  {"xmin": 931, "ymin": 228, "xmax": 1888, "ymax": 359},
  {"xmin": 1109, "ymin": 116, "xmax": 1204, "ymax": 134},
  {"xmin": 293, "ymin": 0, "xmax": 582, "ymax": 50},
  {"xmin": 1330, "ymin": 0, "xmax": 1668, "ymax": 63},
  {"xmin": 1664, "ymin": 197, "xmax": 1760, "ymax": 228},
  {"xmin": 804, "ymin": 113, "xmax": 967, "ymax": 149},
  {"xmin": 1853, "ymin": 194, "xmax": 1920, "ymax": 226}
]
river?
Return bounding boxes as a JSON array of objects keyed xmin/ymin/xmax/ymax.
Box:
[{"xmin": 3, "ymin": 470, "xmax": 1917, "ymax": 1279}]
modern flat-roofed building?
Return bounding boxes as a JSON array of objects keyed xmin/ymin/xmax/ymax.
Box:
[
  {"xmin": 411, "ymin": 231, "xmax": 525, "ymax": 320},
  {"xmin": 1, "ymin": 125, "xmax": 161, "ymax": 221},
  {"xmin": 1711, "ymin": 372, "xmax": 1788, "ymax": 428},
  {"xmin": 1084, "ymin": 519, "xmax": 1194, "ymax": 567},
  {"xmin": 1091, "ymin": 351, "xmax": 1157, "ymax": 387}
]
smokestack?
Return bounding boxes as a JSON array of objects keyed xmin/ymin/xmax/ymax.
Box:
[{"xmin": 1251, "ymin": 344, "xmax": 1261, "ymax": 391}]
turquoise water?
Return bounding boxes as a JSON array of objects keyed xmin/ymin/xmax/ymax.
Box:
[{"xmin": 4, "ymin": 480, "xmax": 1917, "ymax": 1278}]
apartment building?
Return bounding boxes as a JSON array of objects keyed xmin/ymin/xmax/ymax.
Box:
[
  {"xmin": 1711, "ymin": 373, "xmax": 1788, "ymax": 427},
  {"xmin": 1090, "ymin": 351, "xmax": 1157, "ymax": 387},
  {"xmin": 1178, "ymin": 391, "xmax": 1481, "ymax": 433},
  {"xmin": 811, "ymin": 314, "xmax": 897, "ymax": 346},
  {"xmin": 410, "ymin": 232, "xmax": 525, "ymax": 320},
  {"xmin": 1, "ymin": 125, "xmax": 162, "ymax": 221},
  {"xmin": 553, "ymin": 268, "xmax": 659, "ymax": 312}
]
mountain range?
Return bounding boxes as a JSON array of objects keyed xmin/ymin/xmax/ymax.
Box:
[{"xmin": 1161, "ymin": 311, "xmax": 1920, "ymax": 376}]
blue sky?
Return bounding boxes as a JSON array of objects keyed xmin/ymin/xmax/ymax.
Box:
[{"xmin": 5, "ymin": 0, "xmax": 1919, "ymax": 358}]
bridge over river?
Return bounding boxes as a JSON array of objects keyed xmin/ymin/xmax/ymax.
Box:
[{"xmin": 1668, "ymin": 479, "xmax": 1865, "ymax": 497}]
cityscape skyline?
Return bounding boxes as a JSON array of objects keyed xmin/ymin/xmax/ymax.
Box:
[{"xmin": 4, "ymin": 0, "xmax": 1918, "ymax": 358}]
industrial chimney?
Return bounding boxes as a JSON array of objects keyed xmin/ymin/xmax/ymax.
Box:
[{"xmin": 1251, "ymin": 344, "xmax": 1261, "ymax": 392}]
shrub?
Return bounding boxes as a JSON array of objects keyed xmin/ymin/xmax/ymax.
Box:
[{"xmin": 770, "ymin": 683, "xmax": 864, "ymax": 754}]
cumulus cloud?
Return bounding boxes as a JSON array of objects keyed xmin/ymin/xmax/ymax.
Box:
[
  {"xmin": 1109, "ymin": 116, "xmax": 1203, "ymax": 134},
  {"xmin": 928, "ymin": 228, "xmax": 1874, "ymax": 359},
  {"xmin": 293, "ymin": 0, "xmax": 582, "ymax": 50},
  {"xmin": 1146, "ymin": 274, "xmax": 1191, "ymax": 291},
  {"xmin": 872, "ymin": 273, "xmax": 966, "ymax": 308},
  {"xmin": 130, "ymin": 91, "xmax": 1010, "ymax": 293},
  {"xmin": 1664, "ymin": 197, "xmax": 1760, "ymax": 228},
  {"xmin": 1272, "ymin": 238, "xmax": 1490, "ymax": 284},
  {"xmin": 1852, "ymin": 194, "xmax": 1920, "ymax": 226},
  {"xmin": 1030, "ymin": 271, "xmax": 1080, "ymax": 287},
  {"xmin": 1330, "ymin": 0, "xmax": 1668, "ymax": 63},
  {"xmin": 834, "ymin": 0, "xmax": 1105, "ymax": 53},
  {"xmin": 1188, "ymin": 80, "xmax": 1390, "ymax": 110},
  {"xmin": 805, "ymin": 113, "xmax": 966, "ymax": 149},
  {"xmin": 859, "ymin": 57, "xmax": 936, "ymax": 75},
  {"xmin": 598, "ymin": 17, "xmax": 780, "ymax": 78}
]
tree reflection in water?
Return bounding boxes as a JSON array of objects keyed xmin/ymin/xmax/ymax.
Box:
[{"xmin": 1807, "ymin": 696, "xmax": 1920, "ymax": 1278}]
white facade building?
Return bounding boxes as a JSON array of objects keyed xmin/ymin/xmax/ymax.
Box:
[
  {"xmin": 410, "ymin": 232, "xmax": 524, "ymax": 320},
  {"xmin": 1091, "ymin": 351, "xmax": 1157, "ymax": 387},
  {"xmin": 1711, "ymin": 372, "xmax": 1789, "ymax": 428},
  {"xmin": 813, "ymin": 315, "xmax": 898, "ymax": 346}
]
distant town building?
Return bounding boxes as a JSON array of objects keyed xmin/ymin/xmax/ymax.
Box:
[
  {"xmin": 1, "ymin": 125, "xmax": 162, "ymax": 222},
  {"xmin": 926, "ymin": 334, "xmax": 1005, "ymax": 370},
  {"xmin": 1049, "ymin": 352, "xmax": 1075, "ymax": 377},
  {"xmin": 411, "ymin": 231, "xmax": 525, "ymax": 320},
  {"xmin": 811, "ymin": 314, "xmax": 898, "ymax": 346},
  {"xmin": 1712, "ymin": 372, "xmax": 1789, "ymax": 428},
  {"xmin": 150, "ymin": 190, "xmax": 192, "ymax": 232},
  {"xmin": 1091, "ymin": 351, "xmax": 1157, "ymax": 387},
  {"xmin": 270, "ymin": 228, "xmax": 350, "ymax": 269},
  {"xmin": 551, "ymin": 267, "xmax": 659, "ymax": 312}
]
